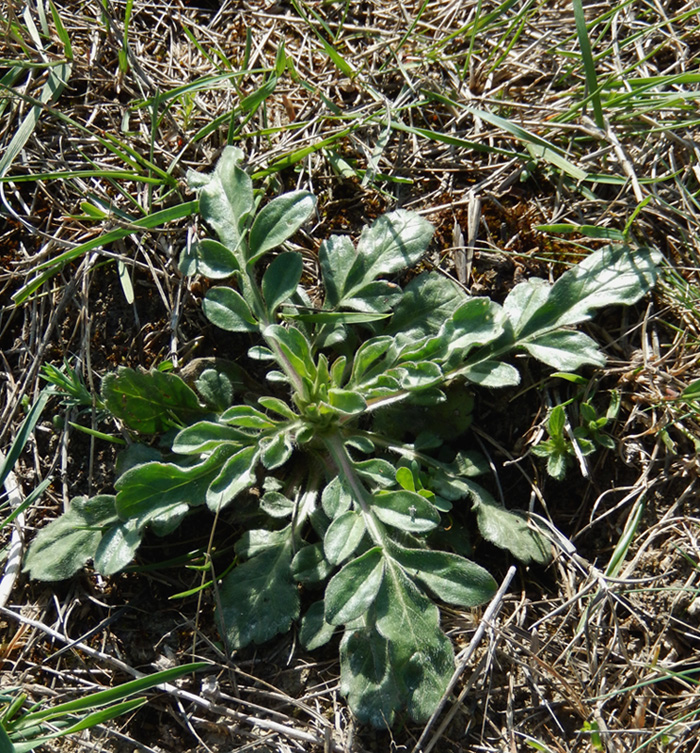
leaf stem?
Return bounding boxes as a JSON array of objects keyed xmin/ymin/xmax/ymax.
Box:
[{"xmin": 322, "ymin": 431, "xmax": 387, "ymax": 548}]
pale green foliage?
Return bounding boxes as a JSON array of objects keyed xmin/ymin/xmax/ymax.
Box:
[{"xmin": 25, "ymin": 148, "xmax": 661, "ymax": 727}]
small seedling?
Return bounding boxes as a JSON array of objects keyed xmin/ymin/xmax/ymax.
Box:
[
  {"xmin": 25, "ymin": 148, "xmax": 660, "ymax": 727},
  {"xmin": 533, "ymin": 392, "xmax": 620, "ymax": 480}
]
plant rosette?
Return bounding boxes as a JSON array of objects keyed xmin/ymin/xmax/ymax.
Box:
[{"xmin": 25, "ymin": 147, "xmax": 661, "ymax": 728}]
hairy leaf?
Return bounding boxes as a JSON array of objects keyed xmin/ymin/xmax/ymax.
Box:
[
  {"xmin": 262, "ymin": 251, "xmax": 303, "ymax": 313},
  {"xmin": 94, "ymin": 520, "xmax": 142, "ymax": 576},
  {"xmin": 292, "ymin": 543, "xmax": 333, "ymax": 583},
  {"xmin": 172, "ymin": 421, "xmax": 251, "ymax": 453},
  {"xmin": 206, "ymin": 445, "xmax": 258, "ymax": 511},
  {"xmin": 191, "ymin": 238, "xmax": 240, "ymax": 279},
  {"xmin": 469, "ymin": 484, "xmax": 551, "ymax": 565},
  {"xmin": 24, "ymin": 496, "xmax": 118, "ymax": 581},
  {"xmin": 248, "ymin": 191, "xmax": 316, "ymax": 263},
  {"xmin": 300, "ymin": 600, "xmax": 336, "ymax": 650},
  {"xmin": 189, "ymin": 145, "xmax": 253, "ymax": 255},
  {"xmin": 521, "ymin": 330, "xmax": 605, "ymax": 370},
  {"xmin": 102, "ymin": 368, "xmax": 205, "ymax": 434},
  {"xmin": 392, "ymin": 547, "xmax": 497, "ymax": 607},
  {"xmin": 325, "ymin": 547, "xmax": 385, "ymax": 625},
  {"xmin": 324, "ymin": 510, "xmax": 366, "ymax": 565},
  {"xmin": 219, "ymin": 536, "xmax": 299, "ymax": 648},
  {"xmin": 340, "ymin": 627, "xmax": 402, "ymax": 728},
  {"xmin": 371, "ymin": 490, "xmax": 440, "ymax": 533},
  {"xmin": 512, "ymin": 245, "xmax": 661, "ymax": 338},
  {"xmin": 373, "ymin": 561, "xmax": 454, "ymax": 723},
  {"xmin": 203, "ymin": 287, "xmax": 258, "ymax": 332},
  {"xmin": 115, "ymin": 450, "xmax": 230, "ymax": 522}
]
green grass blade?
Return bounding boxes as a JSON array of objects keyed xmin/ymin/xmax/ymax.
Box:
[
  {"xmin": 0, "ymin": 391, "xmax": 50, "ymax": 489},
  {"xmin": 18, "ymin": 663, "xmax": 206, "ymax": 724},
  {"xmin": 0, "ymin": 62, "xmax": 72, "ymax": 179},
  {"xmin": 13, "ymin": 201, "xmax": 198, "ymax": 304},
  {"xmin": 572, "ymin": 0, "xmax": 604, "ymax": 128}
]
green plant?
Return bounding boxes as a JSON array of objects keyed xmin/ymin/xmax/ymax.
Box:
[
  {"xmin": 0, "ymin": 663, "xmax": 204, "ymax": 753},
  {"xmin": 532, "ymin": 391, "xmax": 620, "ymax": 480},
  {"xmin": 24, "ymin": 147, "xmax": 660, "ymax": 727}
]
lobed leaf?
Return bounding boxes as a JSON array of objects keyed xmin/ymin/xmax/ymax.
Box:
[
  {"xmin": 24, "ymin": 496, "xmax": 118, "ymax": 581},
  {"xmin": 102, "ymin": 368, "xmax": 205, "ymax": 434},
  {"xmin": 325, "ymin": 547, "xmax": 385, "ymax": 625},
  {"xmin": 372, "ymin": 561, "xmax": 454, "ymax": 723},
  {"xmin": 392, "ymin": 546, "xmax": 497, "ymax": 607},
  {"xmin": 219, "ymin": 536, "xmax": 299, "ymax": 648}
]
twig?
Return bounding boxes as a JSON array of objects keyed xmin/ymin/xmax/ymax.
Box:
[
  {"xmin": 0, "ymin": 605, "xmax": 346, "ymax": 753},
  {"xmin": 0, "ymin": 455, "xmax": 25, "ymax": 609}
]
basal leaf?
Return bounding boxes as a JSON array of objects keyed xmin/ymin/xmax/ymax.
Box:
[
  {"xmin": 264, "ymin": 324, "xmax": 316, "ymax": 381},
  {"xmin": 459, "ymin": 360, "xmax": 521, "ymax": 387},
  {"xmin": 115, "ymin": 451, "xmax": 229, "ymax": 522},
  {"xmin": 300, "ymin": 600, "xmax": 336, "ymax": 650},
  {"xmin": 192, "ymin": 238, "xmax": 240, "ymax": 279},
  {"xmin": 515, "ymin": 245, "xmax": 661, "ymax": 338},
  {"xmin": 24, "ymin": 496, "xmax": 118, "ymax": 581},
  {"xmin": 349, "ymin": 336, "xmax": 394, "ymax": 384},
  {"xmin": 235, "ymin": 527, "xmax": 291, "ymax": 558},
  {"xmin": 350, "ymin": 209, "xmax": 434, "ymax": 284},
  {"xmin": 320, "ymin": 234, "xmax": 357, "ymax": 308},
  {"xmin": 102, "ymin": 368, "xmax": 205, "ymax": 434},
  {"xmin": 291, "ymin": 543, "xmax": 333, "ymax": 583},
  {"xmin": 321, "ymin": 475, "xmax": 353, "ymax": 518},
  {"xmin": 262, "ymin": 251, "xmax": 303, "ymax": 314},
  {"xmin": 384, "ymin": 272, "xmax": 467, "ymax": 339},
  {"xmin": 353, "ymin": 458, "xmax": 396, "ymax": 488},
  {"xmin": 220, "ymin": 404, "xmax": 276, "ymax": 428},
  {"xmin": 94, "ymin": 520, "xmax": 142, "ymax": 576},
  {"xmin": 373, "ymin": 561, "xmax": 454, "ymax": 723},
  {"xmin": 194, "ymin": 368, "xmax": 234, "ymax": 411},
  {"xmin": 340, "ymin": 627, "xmax": 402, "ymax": 728},
  {"xmin": 325, "ymin": 547, "xmax": 385, "ymax": 625},
  {"xmin": 522, "ymin": 330, "xmax": 605, "ymax": 370},
  {"xmin": 248, "ymin": 191, "xmax": 316, "ymax": 263},
  {"xmin": 324, "ymin": 510, "xmax": 366, "ymax": 565},
  {"xmin": 392, "ymin": 547, "xmax": 497, "ymax": 607},
  {"xmin": 469, "ymin": 483, "xmax": 551, "ymax": 565},
  {"xmin": 203, "ymin": 286, "xmax": 259, "ymax": 333},
  {"xmin": 218, "ymin": 536, "xmax": 299, "ymax": 648},
  {"xmin": 206, "ymin": 445, "xmax": 258, "ymax": 512},
  {"xmin": 190, "ymin": 146, "xmax": 253, "ymax": 255},
  {"xmin": 327, "ymin": 388, "xmax": 367, "ymax": 415},
  {"xmin": 259, "ymin": 430, "xmax": 294, "ymax": 469},
  {"xmin": 172, "ymin": 421, "xmax": 251, "ymax": 454},
  {"xmin": 260, "ymin": 490, "xmax": 295, "ymax": 518},
  {"xmin": 371, "ymin": 490, "xmax": 440, "ymax": 533},
  {"xmin": 343, "ymin": 280, "xmax": 403, "ymax": 313}
]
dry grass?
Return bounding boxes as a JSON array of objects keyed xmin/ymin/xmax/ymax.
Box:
[{"xmin": 2, "ymin": 0, "xmax": 700, "ymax": 751}]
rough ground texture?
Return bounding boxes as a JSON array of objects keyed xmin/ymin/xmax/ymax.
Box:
[{"xmin": 2, "ymin": 0, "xmax": 700, "ymax": 751}]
